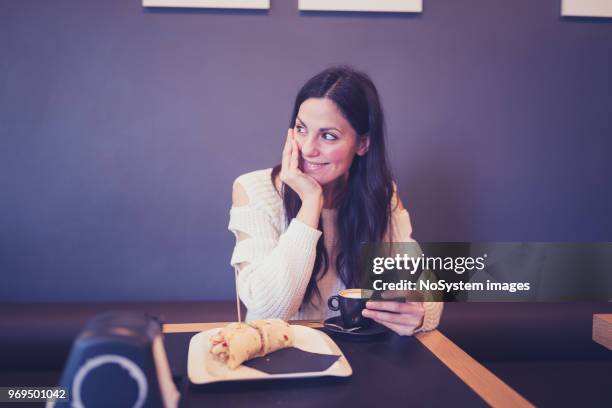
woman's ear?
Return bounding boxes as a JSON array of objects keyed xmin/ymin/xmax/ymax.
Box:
[{"xmin": 356, "ymin": 134, "xmax": 370, "ymax": 156}]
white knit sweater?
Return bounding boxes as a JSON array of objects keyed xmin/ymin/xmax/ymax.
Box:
[{"xmin": 228, "ymin": 168, "xmax": 443, "ymax": 332}]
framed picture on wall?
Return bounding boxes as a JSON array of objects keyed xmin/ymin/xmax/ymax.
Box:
[
  {"xmin": 298, "ymin": 0, "xmax": 422, "ymax": 13},
  {"xmin": 142, "ymin": 0, "xmax": 269, "ymax": 9},
  {"xmin": 561, "ymin": 0, "xmax": 612, "ymax": 17}
]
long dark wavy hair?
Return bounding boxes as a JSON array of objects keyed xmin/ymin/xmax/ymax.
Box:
[{"xmin": 271, "ymin": 66, "xmax": 395, "ymax": 306}]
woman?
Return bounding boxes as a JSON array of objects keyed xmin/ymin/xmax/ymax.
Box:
[{"xmin": 229, "ymin": 66, "xmax": 442, "ymax": 335}]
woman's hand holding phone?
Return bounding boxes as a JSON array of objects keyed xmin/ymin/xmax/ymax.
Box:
[{"xmin": 362, "ymin": 298, "xmax": 425, "ymax": 336}]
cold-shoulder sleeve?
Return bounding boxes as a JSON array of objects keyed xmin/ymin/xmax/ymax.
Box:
[{"xmin": 228, "ymin": 172, "xmax": 322, "ymax": 320}]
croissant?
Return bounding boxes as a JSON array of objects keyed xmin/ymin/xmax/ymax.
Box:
[{"xmin": 209, "ymin": 319, "xmax": 294, "ymax": 369}]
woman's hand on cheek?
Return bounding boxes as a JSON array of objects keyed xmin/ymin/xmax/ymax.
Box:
[
  {"xmin": 362, "ymin": 301, "xmax": 425, "ymax": 336},
  {"xmin": 280, "ymin": 128, "xmax": 323, "ymax": 204}
]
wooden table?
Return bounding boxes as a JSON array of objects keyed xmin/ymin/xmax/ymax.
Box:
[
  {"xmin": 4, "ymin": 302, "xmax": 608, "ymax": 406},
  {"xmin": 164, "ymin": 321, "xmax": 534, "ymax": 408}
]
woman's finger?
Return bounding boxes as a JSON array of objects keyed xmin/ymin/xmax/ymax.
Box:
[
  {"xmin": 366, "ymin": 301, "xmax": 423, "ymax": 315},
  {"xmin": 281, "ymin": 129, "xmax": 292, "ymax": 171},
  {"xmin": 290, "ymin": 130, "xmax": 300, "ymax": 171},
  {"xmin": 365, "ymin": 308, "xmax": 422, "ymax": 335},
  {"xmin": 362, "ymin": 309, "xmax": 422, "ymax": 328},
  {"xmin": 362, "ymin": 308, "xmax": 404, "ymax": 324}
]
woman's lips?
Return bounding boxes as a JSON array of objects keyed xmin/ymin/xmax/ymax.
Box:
[{"xmin": 303, "ymin": 160, "xmax": 329, "ymax": 172}]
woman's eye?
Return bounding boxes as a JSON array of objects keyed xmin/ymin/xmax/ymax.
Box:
[
  {"xmin": 322, "ymin": 133, "xmax": 337, "ymax": 141},
  {"xmin": 295, "ymin": 125, "xmax": 306, "ymax": 134}
]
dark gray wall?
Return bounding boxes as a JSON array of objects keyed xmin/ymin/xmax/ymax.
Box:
[{"xmin": 1, "ymin": 0, "xmax": 611, "ymax": 302}]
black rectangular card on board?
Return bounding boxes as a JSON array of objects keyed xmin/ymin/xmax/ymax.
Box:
[{"xmin": 242, "ymin": 347, "xmax": 341, "ymax": 375}]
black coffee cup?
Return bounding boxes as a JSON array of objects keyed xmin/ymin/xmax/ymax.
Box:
[{"xmin": 327, "ymin": 289, "xmax": 374, "ymax": 329}]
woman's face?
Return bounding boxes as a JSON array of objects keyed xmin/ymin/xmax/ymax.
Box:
[{"xmin": 294, "ymin": 98, "xmax": 368, "ymax": 187}]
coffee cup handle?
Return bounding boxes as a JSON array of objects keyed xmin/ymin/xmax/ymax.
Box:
[{"xmin": 328, "ymin": 295, "xmax": 340, "ymax": 311}]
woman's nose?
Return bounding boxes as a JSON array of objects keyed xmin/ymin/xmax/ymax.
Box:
[{"xmin": 300, "ymin": 135, "xmax": 319, "ymax": 156}]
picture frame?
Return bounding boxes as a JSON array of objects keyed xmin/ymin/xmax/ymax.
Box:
[
  {"xmin": 298, "ymin": 0, "xmax": 422, "ymax": 13},
  {"xmin": 561, "ymin": 0, "xmax": 612, "ymax": 17},
  {"xmin": 142, "ymin": 0, "xmax": 269, "ymax": 9}
]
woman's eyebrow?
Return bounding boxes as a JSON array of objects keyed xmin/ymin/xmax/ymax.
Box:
[
  {"xmin": 296, "ymin": 116, "xmax": 342, "ymax": 133},
  {"xmin": 320, "ymin": 126, "xmax": 342, "ymax": 134}
]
